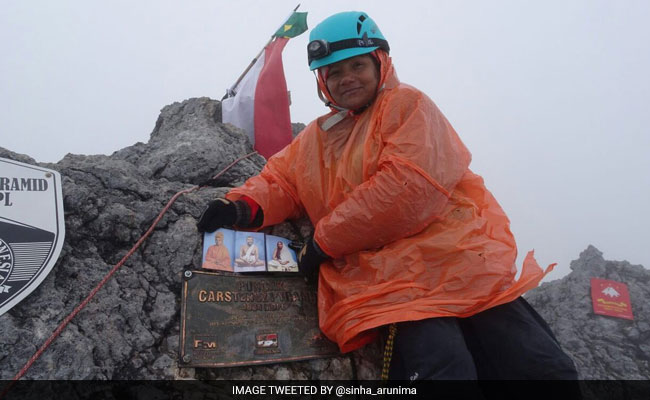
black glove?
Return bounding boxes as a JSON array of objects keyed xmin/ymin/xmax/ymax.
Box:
[
  {"xmin": 296, "ymin": 238, "xmax": 331, "ymax": 285},
  {"xmin": 196, "ymin": 198, "xmax": 250, "ymax": 232}
]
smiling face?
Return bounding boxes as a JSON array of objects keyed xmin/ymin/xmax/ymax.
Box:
[{"xmin": 324, "ymin": 54, "xmax": 380, "ymax": 111}]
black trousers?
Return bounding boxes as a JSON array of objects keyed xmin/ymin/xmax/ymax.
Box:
[{"xmin": 387, "ymin": 297, "xmax": 578, "ymax": 381}]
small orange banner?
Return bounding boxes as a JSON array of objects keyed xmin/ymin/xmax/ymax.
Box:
[{"xmin": 590, "ymin": 278, "xmax": 634, "ymax": 320}]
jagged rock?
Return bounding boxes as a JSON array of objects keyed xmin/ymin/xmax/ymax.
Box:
[
  {"xmin": 0, "ymin": 148, "xmax": 38, "ymax": 166},
  {"xmin": 526, "ymin": 245, "xmax": 650, "ymax": 379},
  {"xmin": 2, "ymin": 97, "xmax": 647, "ymax": 382},
  {"xmin": 112, "ymin": 97, "xmax": 266, "ymax": 186}
]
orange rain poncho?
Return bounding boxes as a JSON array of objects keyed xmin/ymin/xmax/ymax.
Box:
[{"xmin": 227, "ymin": 51, "xmax": 553, "ymax": 352}]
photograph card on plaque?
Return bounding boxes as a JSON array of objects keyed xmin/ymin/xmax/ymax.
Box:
[{"xmin": 201, "ymin": 229, "xmax": 299, "ymax": 273}]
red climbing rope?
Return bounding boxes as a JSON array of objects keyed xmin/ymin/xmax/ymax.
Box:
[{"xmin": 3, "ymin": 151, "xmax": 257, "ymax": 391}]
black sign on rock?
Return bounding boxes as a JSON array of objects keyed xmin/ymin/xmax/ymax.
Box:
[
  {"xmin": 180, "ymin": 271, "xmax": 340, "ymax": 367},
  {"xmin": 0, "ymin": 157, "xmax": 65, "ymax": 316}
]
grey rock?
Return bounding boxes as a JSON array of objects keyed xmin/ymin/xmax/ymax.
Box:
[
  {"xmin": 111, "ymin": 97, "xmax": 266, "ymax": 187},
  {"xmin": 0, "ymin": 97, "xmax": 367, "ymax": 381},
  {"xmin": 0, "ymin": 147, "xmax": 37, "ymax": 165},
  {"xmin": 527, "ymin": 245, "xmax": 650, "ymax": 379},
  {"xmin": 1, "ymin": 97, "xmax": 647, "ymax": 382},
  {"xmin": 292, "ymin": 122, "xmax": 306, "ymax": 138}
]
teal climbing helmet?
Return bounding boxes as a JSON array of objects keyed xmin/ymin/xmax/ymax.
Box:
[{"xmin": 308, "ymin": 11, "xmax": 389, "ymax": 71}]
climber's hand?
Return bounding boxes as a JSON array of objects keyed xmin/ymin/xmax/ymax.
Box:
[
  {"xmin": 297, "ymin": 238, "xmax": 330, "ymax": 285},
  {"xmin": 197, "ymin": 198, "xmax": 249, "ymax": 232}
]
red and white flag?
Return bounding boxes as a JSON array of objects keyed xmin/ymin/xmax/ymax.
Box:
[{"xmin": 222, "ymin": 12, "xmax": 307, "ymax": 159}]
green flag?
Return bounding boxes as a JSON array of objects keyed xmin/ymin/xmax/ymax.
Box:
[{"xmin": 274, "ymin": 11, "xmax": 308, "ymax": 38}]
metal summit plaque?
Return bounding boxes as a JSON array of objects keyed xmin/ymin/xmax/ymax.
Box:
[
  {"xmin": 0, "ymin": 157, "xmax": 65, "ymax": 316},
  {"xmin": 180, "ymin": 271, "xmax": 339, "ymax": 367}
]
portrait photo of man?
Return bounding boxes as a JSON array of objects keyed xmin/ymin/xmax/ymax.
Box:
[
  {"xmin": 201, "ymin": 230, "xmax": 233, "ymax": 272},
  {"xmin": 234, "ymin": 233, "xmax": 266, "ymax": 272}
]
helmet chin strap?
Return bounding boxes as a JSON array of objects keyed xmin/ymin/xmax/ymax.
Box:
[
  {"xmin": 313, "ymin": 72, "xmax": 348, "ymax": 131},
  {"xmin": 314, "ymin": 72, "xmax": 347, "ymax": 112}
]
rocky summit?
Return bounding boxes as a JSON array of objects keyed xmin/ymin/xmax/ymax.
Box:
[
  {"xmin": 0, "ymin": 97, "xmax": 374, "ymax": 381},
  {"xmin": 526, "ymin": 245, "xmax": 649, "ymax": 380},
  {"xmin": 0, "ymin": 97, "xmax": 647, "ymax": 381}
]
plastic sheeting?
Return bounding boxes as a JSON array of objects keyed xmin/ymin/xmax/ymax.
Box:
[{"xmin": 228, "ymin": 51, "xmax": 553, "ymax": 352}]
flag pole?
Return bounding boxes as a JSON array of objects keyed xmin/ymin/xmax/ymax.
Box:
[{"xmin": 224, "ymin": 4, "xmax": 301, "ymax": 98}]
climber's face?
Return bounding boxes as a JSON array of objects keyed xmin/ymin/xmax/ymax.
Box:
[{"xmin": 325, "ymin": 54, "xmax": 379, "ymax": 111}]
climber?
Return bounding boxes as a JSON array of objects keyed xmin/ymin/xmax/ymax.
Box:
[{"xmin": 197, "ymin": 11, "xmax": 578, "ymax": 381}]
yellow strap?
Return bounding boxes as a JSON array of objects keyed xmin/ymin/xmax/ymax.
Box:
[{"xmin": 381, "ymin": 323, "xmax": 397, "ymax": 381}]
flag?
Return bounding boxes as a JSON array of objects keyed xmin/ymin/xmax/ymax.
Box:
[
  {"xmin": 222, "ymin": 12, "xmax": 308, "ymax": 159},
  {"xmin": 274, "ymin": 12, "xmax": 308, "ymax": 38}
]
